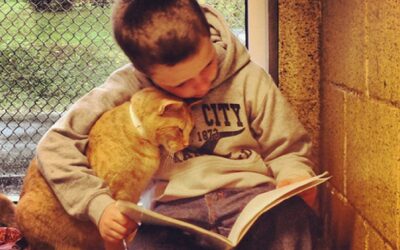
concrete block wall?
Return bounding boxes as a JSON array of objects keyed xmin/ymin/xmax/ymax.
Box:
[
  {"xmin": 279, "ymin": 0, "xmax": 322, "ymax": 166},
  {"xmin": 279, "ymin": 0, "xmax": 399, "ymax": 248},
  {"xmin": 320, "ymin": 0, "xmax": 400, "ymax": 249}
]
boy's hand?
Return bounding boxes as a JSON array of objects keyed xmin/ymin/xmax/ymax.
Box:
[
  {"xmin": 277, "ymin": 176, "xmax": 317, "ymax": 208},
  {"xmin": 99, "ymin": 202, "xmax": 138, "ymax": 243}
]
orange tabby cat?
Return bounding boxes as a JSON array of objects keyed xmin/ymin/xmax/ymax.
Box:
[{"xmin": 15, "ymin": 87, "xmax": 194, "ymax": 250}]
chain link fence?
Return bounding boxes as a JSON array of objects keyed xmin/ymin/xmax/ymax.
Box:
[{"xmin": 0, "ymin": 0, "xmax": 246, "ymax": 199}]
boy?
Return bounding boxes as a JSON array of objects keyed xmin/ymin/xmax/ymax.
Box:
[{"xmin": 36, "ymin": 0, "xmax": 318, "ymax": 249}]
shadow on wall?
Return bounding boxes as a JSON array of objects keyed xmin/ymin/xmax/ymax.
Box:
[{"xmin": 322, "ymin": 186, "xmax": 359, "ymax": 250}]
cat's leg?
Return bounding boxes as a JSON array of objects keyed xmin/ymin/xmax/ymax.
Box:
[
  {"xmin": 28, "ymin": 241, "xmax": 55, "ymax": 250},
  {"xmin": 16, "ymin": 162, "xmax": 103, "ymax": 250},
  {"xmin": 104, "ymin": 240, "xmax": 125, "ymax": 250},
  {"xmin": 16, "ymin": 190, "xmax": 56, "ymax": 249},
  {"xmin": 17, "ymin": 186, "xmax": 104, "ymax": 250},
  {"xmin": 0, "ymin": 193, "xmax": 16, "ymax": 227},
  {"xmin": 16, "ymin": 164, "xmax": 58, "ymax": 249},
  {"xmin": 109, "ymin": 160, "xmax": 160, "ymax": 203}
]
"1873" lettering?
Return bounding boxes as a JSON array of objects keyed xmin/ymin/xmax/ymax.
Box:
[{"xmin": 196, "ymin": 128, "xmax": 219, "ymax": 142}]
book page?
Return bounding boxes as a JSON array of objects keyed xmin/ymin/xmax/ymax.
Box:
[
  {"xmin": 117, "ymin": 172, "xmax": 330, "ymax": 249},
  {"xmin": 116, "ymin": 200, "xmax": 233, "ymax": 249},
  {"xmin": 228, "ymin": 173, "xmax": 330, "ymax": 245}
]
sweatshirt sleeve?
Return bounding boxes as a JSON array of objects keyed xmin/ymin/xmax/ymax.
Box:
[
  {"xmin": 36, "ymin": 64, "xmax": 143, "ymax": 225},
  {"xmin": 248, "ymin": 69, "xmax": 316, "ymax": 183}
]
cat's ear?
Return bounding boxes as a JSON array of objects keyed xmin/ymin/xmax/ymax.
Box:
[{"xmin": 158, "ymin": 100, "xmax": 184, "ymax": 115}]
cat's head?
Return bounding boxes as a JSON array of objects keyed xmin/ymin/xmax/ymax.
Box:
[{"xmin": 130, "ymin": 87, "xmax": 194, "ymax": 154}]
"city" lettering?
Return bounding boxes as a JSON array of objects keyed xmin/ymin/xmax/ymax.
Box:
[{"xmin": 201, "ymin": 103, "xmax": 243, "ymax": 127}]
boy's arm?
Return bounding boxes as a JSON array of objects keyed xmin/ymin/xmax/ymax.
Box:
[
  {"xmin": 249, "ymin": 71, "xmax": 315, "ymax": 184},
  {"xmin": 36, "ymin": 64, "xmax": 144, "ymax": 225}
]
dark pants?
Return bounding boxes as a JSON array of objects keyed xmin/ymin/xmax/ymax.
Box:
[{"xmin": 128, "ymin": 184, "xmax": 319, "ymax": 250}]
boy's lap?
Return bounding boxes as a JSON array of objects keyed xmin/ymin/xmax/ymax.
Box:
[
  {"xmin": 127, "ymin": 197, "xmax": 319, "ymax": 250},
  {"xmin": 237, "ymin": 197, "xmax": 319, "ymax": 250},
  {"xmin": 127, "ymin": 224, "xmax": 208, "ymax": 250}
]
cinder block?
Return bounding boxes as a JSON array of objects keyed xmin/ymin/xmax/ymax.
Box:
[
  {"xmin": 288, "ymin": 99, "xmax": 320, "ymax": 168},
  {"xmin": 345, "ymin": 94, "xmax": 400, "ymax": 246},
  {"xmin": 349, "ymin": 216, "xmax": 367, "ymax": 250},
  {"xmin": 321, "ymin": 83, "xmax": 346, "ymax": 192},
  {"xmin": 368, "ymin": 225, "xmax": 394, "ymax": 250},
  {"xmin": 279, "ymin": 0, "xmax": 321, "ymax": 101},
  {"xmin": 368, "ymin": 1, "xmax": 400, "ymax": 102},
  {"xmin": 321, "ymin": 0, "xmax": 366, "ymax": 91},
  {"xmin": 325, "ymin": 187, "xmax": 367, "ymax": 249},
  {"xmin": 278, "ymin": 0, "xmax": 321, "ymax": 169}
]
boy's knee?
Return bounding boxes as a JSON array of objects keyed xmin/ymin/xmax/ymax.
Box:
[{"xmin": 275, "ymin": 197, "xmax": 316, "ymax": 221}]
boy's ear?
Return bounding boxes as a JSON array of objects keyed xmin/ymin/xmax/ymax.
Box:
[{"xmin": 158, "ymin": 100, "xmax": 184, "ymax": 115}]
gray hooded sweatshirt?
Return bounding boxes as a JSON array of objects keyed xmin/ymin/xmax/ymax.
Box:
[{"xmin": 36, "ymin": 6, "xmax": 315, "ymax": 226}]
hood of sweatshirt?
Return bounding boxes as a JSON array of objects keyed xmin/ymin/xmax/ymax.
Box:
[{"xmin": 204, "ymin": 5, "xmax": 251, "ymax": 89}]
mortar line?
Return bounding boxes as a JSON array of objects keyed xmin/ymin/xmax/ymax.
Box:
[
  {"xmin": 328, "ymin": 81, "xmax": 400, "ymax": 108},
  {"xmin": 343, "ymin": 93, "xmax": 347, "ymax": 196},
  {"xmin": 363, "ymin": 2, "xmax": 370, "ymax": 248},
  {"xmin": 364, "ymin": 0, "xmax": 370, "ymax": 98},
  {"xmin": 365, "ymin": 220, "xmax": 370, "ymax": 250},
  {"xmin": 328, "ymin": 185, "xmax": 397, "ymax": 249},
  {"xmin": 398, "ymin": 158, "xmax": 400, "ymax": 249}
]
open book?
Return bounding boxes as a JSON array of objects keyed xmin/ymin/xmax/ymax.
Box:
[{"xmin": 116, "ymin": 172, "xmax": 330, "ymax": 250}]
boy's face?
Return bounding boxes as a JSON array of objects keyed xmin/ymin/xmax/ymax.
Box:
[{"xmin": 149, "ymin": 37, "xmax": 218, "ymax": 99}]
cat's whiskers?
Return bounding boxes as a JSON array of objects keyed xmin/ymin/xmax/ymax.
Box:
[{"xmin": 129, "ymin": 104, "xmax": 147, "ymax": 138}]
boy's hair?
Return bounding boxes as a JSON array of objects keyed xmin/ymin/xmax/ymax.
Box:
[{"xmin": 112, "ymin": 0, "xmax": 211, "ymax": 75}]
